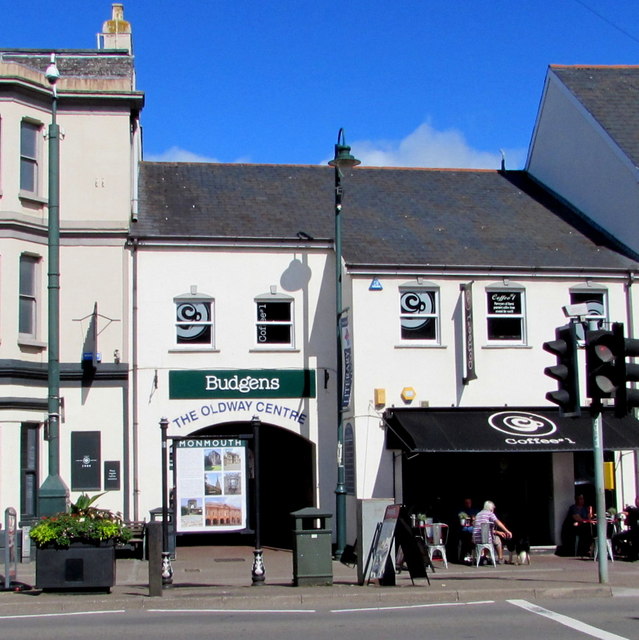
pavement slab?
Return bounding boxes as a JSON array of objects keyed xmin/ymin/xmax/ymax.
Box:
[{"xmin": 1, "ymin": 545, "xmax": 637, "ymax": 614}]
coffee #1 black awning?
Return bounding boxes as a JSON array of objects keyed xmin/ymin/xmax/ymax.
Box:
[{"xmin": 384, "ymin": 407, "xmax": 639, "ymax": 453}]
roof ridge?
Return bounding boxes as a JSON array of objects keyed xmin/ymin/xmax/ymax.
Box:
[
  {"xmin": 551, "ymin": 64, "xmax": 639, "ymax": 70},
  {"xmin": 141, "ymin": 161, "xmax": 503, "ymax": 173}
]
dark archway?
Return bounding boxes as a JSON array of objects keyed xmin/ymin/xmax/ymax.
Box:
[{"xmin": 181, "ymin": 421, "xmax": 314, "ymax": 549}]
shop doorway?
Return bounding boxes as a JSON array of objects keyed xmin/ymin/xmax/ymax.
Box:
[
  {"xmin": 401, "ymin": 452, "xmax": 554, "ymax": 545},
  {"xmin": 181, "ymin": 421, "xmax": 314, "ymax": 549}
]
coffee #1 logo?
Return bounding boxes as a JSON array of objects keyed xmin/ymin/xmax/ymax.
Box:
[{"xmin": 488, "ymin": 411, "xmax": 557, "ymax": 438}]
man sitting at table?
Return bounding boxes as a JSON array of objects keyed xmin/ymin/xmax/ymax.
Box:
[{"xmin": 559, "ymin": 494, "xmax": 591, "ymax": 557}]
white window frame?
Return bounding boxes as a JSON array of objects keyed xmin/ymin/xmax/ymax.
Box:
[
  {"xmin": 20, "ymin": 119, "xmax": 42, "ymax": 196},
  {"xmin": 485, "ymin": 286, "xmax": 527, "ymax": 345},
  {"xmin": 254, "ymin": 292, "xmax": 294, "ymax": 348},
  {"xmin": 399, "ymin": 282, "xmax": 440, "ymax": 344},
  {"xmin": 18, "ymin": 253, "xmax": 40, "ymax": 340},
  {"xmin": 174, "ymin": 291, "xmax": 215, "ymax": 349}
]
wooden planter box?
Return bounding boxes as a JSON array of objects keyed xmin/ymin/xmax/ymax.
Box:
[{"xmin": 35, "ymin": 542, "xmax": 116, "ymax": 592}]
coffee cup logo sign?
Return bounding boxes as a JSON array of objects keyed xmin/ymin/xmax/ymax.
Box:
[{"xmin": 488, "ymin": 411, "xmax": 557, "ymax": 438}]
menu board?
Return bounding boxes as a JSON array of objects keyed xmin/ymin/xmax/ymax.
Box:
[
  {"xmin": 175, "ymin": 438, "xmax": 248, "ymax": 533},
  {"xmin": 488, "ymin": 291, "xmax": 521, "ymax": 315}
]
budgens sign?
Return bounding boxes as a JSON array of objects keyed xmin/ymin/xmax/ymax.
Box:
[{"xmin": 169, "ymin": 369, "xmax": 316, "ymax": 399}]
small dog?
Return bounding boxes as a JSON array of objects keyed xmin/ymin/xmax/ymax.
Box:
[{"xmin": 506, "ymin": 537, "xmax": 531, "ymax": 565}]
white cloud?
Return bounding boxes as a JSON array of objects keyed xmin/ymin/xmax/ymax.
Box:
[
  {"xmin": 350, "ymin": 122, "xmax": 526, "ymax": 170},
  {"xmin": 144, "ymin": 146, "xmax": 226, "ymax": 163}
]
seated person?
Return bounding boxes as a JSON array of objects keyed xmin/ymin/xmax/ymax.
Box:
[
  {"xmin": 472, "ymin": 500, "xmax": 512, "ymax": 564},
  {"xmin": 457, "ymin": 497, "xmax": 478, "ymax": 562},
  {"xmin": 559, "ymin": 494, "xmax": 592, "ymax": 557},
  {"xmin": 612, "ymin": 496, "xmax": 639, "ymax": 561}
]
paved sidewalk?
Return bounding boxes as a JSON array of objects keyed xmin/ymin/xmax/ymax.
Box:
[{"xmin": 1, "ymin": 546, "xmax": 638, "ymax": 614}]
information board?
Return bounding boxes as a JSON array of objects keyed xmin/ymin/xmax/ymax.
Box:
[{"xmin": 175, "ymin": 438, "xmax": 248, "ymax": 533}]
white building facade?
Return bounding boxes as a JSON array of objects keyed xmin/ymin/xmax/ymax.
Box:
[{"xmin": 0, "ymin": 5, "xmax": 143, "ymax": 523}]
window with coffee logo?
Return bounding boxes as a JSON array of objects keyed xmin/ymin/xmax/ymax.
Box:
[
  {"xmin": 255, "ymin": 294, "xmax": 293, "ymax": 348},
  {"xmin": 399, "ymin": 284, "xmax": 440, "ymax": 343},
  {"xmin": 174, "ymin": 290, "xmax": 214, "ymax": 348},
  {"xmin": 486, "ymin": 289, "xmax": 526, "ymax": 343}
]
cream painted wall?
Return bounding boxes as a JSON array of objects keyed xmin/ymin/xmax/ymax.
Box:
[
  {"xmin": 0, "ymin": 98, "xmax": 133, "ymax": 225},
  {"xmin": 134, "ymin": 247, "xmax": 338, "ymax": 521},
  {"xmin": 0, "ymin": 60, "xmax": 137, "ymax": 520},
  {"xmin": 348, "ymin": 273, "xmax": 636, "ymax": 503}
]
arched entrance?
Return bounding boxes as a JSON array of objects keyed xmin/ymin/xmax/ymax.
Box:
[{"xmin": 184, "ymin": 421, "xmax": 314, "ymax": 549}]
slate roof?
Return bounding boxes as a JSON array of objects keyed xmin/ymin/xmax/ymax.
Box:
[
  {"xmin": 135, "ymin": 161, "xmax": 639, "ymax": 272},
  {"xmin": 0, "ymin": 49, "xmax": 134, "ymax": 79},
  {"xmin": 551, "ymin": 65, "xmax": 639, "ymax": 168}
]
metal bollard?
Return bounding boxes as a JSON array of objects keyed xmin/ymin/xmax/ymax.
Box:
[{"xmin": 147, "ymin": 521, "xmax": 163, "ymax": 597}]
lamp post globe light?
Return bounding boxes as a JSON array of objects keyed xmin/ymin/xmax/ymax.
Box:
[
  {"xmin": 38, "ymin": 53, "xmax": 70, "ymax": 516},
  {"xmin": 328, "ymin": 129, "xmax": 360, "ymax": 558}
]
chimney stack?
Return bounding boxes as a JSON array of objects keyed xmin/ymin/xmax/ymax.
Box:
[{"xmin": 99, "ymin": 3, "xmax": 132, "ymax": 53}]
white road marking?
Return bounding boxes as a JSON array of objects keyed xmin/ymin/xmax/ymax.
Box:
[
  {"xmin": 331, "ymin": 600, "xmax": 495, "ymax": 613},
  {"xmin": 148, "ymin": 608, "xmax": 316, "ymax": 614},
  {"xmin": 0, "ymin": 610, "xmax": 126, "ymax": 620},
  {"xmin": 508, "ymin": 599, "xmax": 630, "ymax": 640}
]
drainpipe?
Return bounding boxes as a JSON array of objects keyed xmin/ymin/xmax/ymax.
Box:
[
  {"xmin": 131, "ymin": 238, "xmax": 140, "ymax": 520},
  {"xmin": 625, "ymin": 272, "xmax": 639, "ymax": 497}
]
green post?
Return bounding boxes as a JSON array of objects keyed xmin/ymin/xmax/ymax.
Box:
[
  {"xmin": 592, "ymin": 407, "xmax": 609, "ymax": 584},
  {"xmin": 328, "ymin": 129, "xmax": 360, "ymax": 558},
  {"xmin": 38, "ymin": 54, "xmax": 69, "ymax": 516}
]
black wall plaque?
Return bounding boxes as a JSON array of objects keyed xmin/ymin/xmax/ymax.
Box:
[
  {"xmin": 71, "ymin": 431, "xmax": 101, "ymax": 491},
  {"xmin": 104, "ymin": 461, "xmax": 120, "ymax": 491}
]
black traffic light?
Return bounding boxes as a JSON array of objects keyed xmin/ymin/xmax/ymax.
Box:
[
  {"xmin": 543, "ymin": 323, "xmax": 580, "ymax": 417},
  {"xmin": 585, "ymin": 327, "xmax": 618, "ymax": 406},
  {"xmin": 586, "ymin": 322, "xmax": 639, "ymax": 416}
]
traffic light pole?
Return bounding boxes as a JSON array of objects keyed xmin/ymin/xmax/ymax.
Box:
[{"xmin": 590, "ymin": 402, "xmax": 608, "ymax": 584}]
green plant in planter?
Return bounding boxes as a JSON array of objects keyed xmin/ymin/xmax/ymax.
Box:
[{"xmin": 30, "ymin": 493, "xmax": 132, "ymax": 548}]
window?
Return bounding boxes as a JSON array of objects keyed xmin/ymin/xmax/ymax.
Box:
[
  {"xmin": 486, "ymin": 288, "xmax": 526, "ymax": 343},
  {"xmin": 569, "ymin": 290, "xmax": 607, "ymax": 341},
  {"xmin": 19, "ymin": 254, "xmax": 39, "ymax": 338},
  {"xmin": 255, "ymin": 294, "xmax": 293, "ymax": 346},
  {"xmin": 20, "ymin": 423, "xmax": 39, "ymax": 520},
  {"xmin": 20, "ymin": 120, "xmax": 40, "ymax": 193},
  {"xmin": 174, "ymin": 291, "xmax": 214, "ymax": 347},
  {"xmin": 399, "ymin": 286, "xmax": 439, "ymax": 342}
]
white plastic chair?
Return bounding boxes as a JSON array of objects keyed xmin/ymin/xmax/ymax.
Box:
[
  {"xmin": 426, "ymin": 523, "xmax": 449, "ymax": 568},
  {"xmin": 474, "ymin": 522, "xmax": 497, "ymax": 567},
  {"xmin": 593, "ymin": 520, "xmax": 614, "ymax": 562}
]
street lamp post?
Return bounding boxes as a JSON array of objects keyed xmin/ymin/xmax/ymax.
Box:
[
  {"xmin": 38, "ymin": 53, "xmax": 70, "ymax": 516},
  {"xmin": 160, "ymin": 417, "xmax": 173, "ymax": 585},
  {"xmin": 328, "ymin": 129, "xmax": 360, "ymax": 558},
  {"xmin": 251, "ymin": 415, "xmax": 265, "ymax": 585}
]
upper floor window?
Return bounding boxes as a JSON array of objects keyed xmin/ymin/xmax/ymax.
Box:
[
  {"xmin": 399, "ymin": 285, "xmax": 439, "ymax": 342},
  {"xmin": 486, "ymin": 288, "xmax": 526, "ymax": 343},
  {"xmin": 20, "ymin": 120, "xmax": 41, "ymax": 194},
  {"xmin": 569, "ymin": 289, "xmax": 607, "ymax": 341},
  {"xmin": 255, "ymin": 293, "xmax": 293, "ymax": 347},
  {"xmin": 19, "ymin": 254, "xmax": 39, "ymax": 338},
  {"xmin": 174, "ymin": 290, "xmax": 214, "ymax": 348}
]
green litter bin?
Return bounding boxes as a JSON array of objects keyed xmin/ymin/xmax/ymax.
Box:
[{"xmin": 291, "ymin": 507, "xmax": 333, "ymax": 586}]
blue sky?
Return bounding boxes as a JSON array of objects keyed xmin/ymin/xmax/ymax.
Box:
[{"xmin": 6, "ymin": 1, "xmax": 639, "ymax": 168}]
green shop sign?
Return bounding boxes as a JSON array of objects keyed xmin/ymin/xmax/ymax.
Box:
[{"xmin": 169, "ymin": 369, "xmax": 316, "ymax": 399}]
